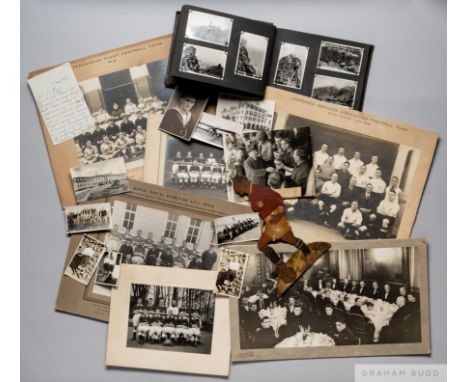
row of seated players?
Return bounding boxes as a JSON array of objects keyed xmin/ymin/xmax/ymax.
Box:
[
  {"xmin": 308, "ymin": 169, "xmax": 402, "ymax": 239},
  {"xmin": 131, "ymin": 299, "xmax": 204, "ymax": 346},
  {"xmin": 241, "ymin": 282, "xmax": 420, "ymax": 346},
  {"xmin": 171, "ymin": 152, "xmax": 226, "ymax": 189},
  {"xmin": 217, "ymin": 218, "xmax": 259, "ymax": 244},
  {"xmin": 75, "ymin": 113, "xmax": 148, "ymax": 163},
  {"xmin": 109, "ymin": 228, "xmax": 218, "ymax": 270}
]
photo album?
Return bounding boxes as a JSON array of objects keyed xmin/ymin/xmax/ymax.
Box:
[{"xmin": 166, "ymin": 5, "xmax": 373, "ymax": 110}]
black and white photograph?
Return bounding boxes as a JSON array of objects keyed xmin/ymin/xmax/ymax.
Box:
[
  {"xmin": 223, "ymin": 126, "xmax": 313, "ymax": 202},
  {"xmin": 179, "ymin": 43, "xmax": 227, "ymax": 80},
  {"xmin": 70, "ymin": 157, "xmax": 129, "ymax": 202},
  {"xmin": 273, "ymin": 42, "xmax": 309, "ymax": 89},
  {"xmin": 235, "ymin": 32, "xmax": 269, "ymax": 80},
  {"xmin": 192, "ymin": 112, "xmax": 243, "ymax": 148},
  {"xmin": 105, "ymin": 200, "xmax": 217, "ymax": 269},
  {"xmin": 281, "ymin": 113, "xmax": 420, "ymax": 241},
  {"xmin": 216, "ymin": 94, "xmax": 275, "ymax": 131},
  {"xmin": 162, "ymin": 136, "xmax": 227, "ymax": 200},
  {"xmin": 215, "ymin": 213, "xmax": 261, "ymax": 245},
  {"xmin": 159, "ymin": 86, "xmax": 209, "ymax": 141},
  {"xmin": 311, "ymin": 75, "xmax": 358, "ymax": 108},
  {"xmin": 127, "ymin": 284, "xmax": 215, "ymax": 354},
  {"xmin": 230, "ymin": 239, "xmax": 429, "ymax": 361},
  {"xmin": 215, "ymin": 249, "xmax": 249, "ymax": 298},
  {"xmin": 95, "ymin": 251, "xmax": 122, "ymax": 287},
  {"xmin": 75, "ymin": 58, "xmax": 172, "ymax": 168},
  {"xmin": 317, "ymin": 41, "xmax": 364, "ymax": 75},
  {"xmin": 63, "ymin": 234, "xmax": 107, "ymax": 286},
  {"xmin": 64, "ymin": 202, "xmax": 112, "ymax": 234},
  {"xmin": 185, "ymin": 10, "xmax": 233, "ymax": 47}
]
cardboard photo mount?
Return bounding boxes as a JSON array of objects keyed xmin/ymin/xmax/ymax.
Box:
[
  {"xmin": 228, "ymin": 238, "xmax": 430, "ymax": 362},
  {"xmin": 55, "ymin": 179, "xmax": 252, "ymax": 322},
  {"xmin": 29, "ymin": 34, "xmax": 173, "ymax": 208}
]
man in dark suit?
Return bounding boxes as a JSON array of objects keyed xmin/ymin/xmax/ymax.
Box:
[
  {"xmin": 369, "ymin": 281, "xmax": 382, "ymax": 299},
  {"xmin": 330, "ymin": 278, "xmax": 339, "ymax": 290},
  {"xmin": 337, "ymin": 161, "xmax": 352, "ymax": 190},
  {"xmin": 382, "ymin": 283, "xmax": 395, "ymax": 303},
  {"xmin": 333, "ymin": 316, "xmax": 360, "ymax": 346},
  {"xmin": 134, "ymin": 110, "xmax": 147, "ymax": 130},
  {"xmin": 350, "ymin": 297, "xmax": 365, "ymax": 316},
  {"xmin": 201, "ymin": 244, "xmax": 217, "ymax": 270},
  {"xmin": 120, "ymin": 114, "xmax": 136, "ymax": 139},
  {"xmin": 320, "ymin": 304, "xmax": 339, "ymax": 336},
  {"xmin": 357, "ymin": 183, "xmax": 379, "ymax": 238},
  {"xmin": 357, "ymin": 281, "xmax": 368, "ymax": 296},
  {"xmin": 380, "ymin": 296, "xmax": 413, "ymax": 343},
  {"xmin": 281, "ymin": 302, "xmax": 310, "ymax": 340},
  {"xmin": 253, "ymin": 317, "xmax": 278, "ymax": 348},
  {"xmin": 243, "ymin": 149, "xmax": 267, "ymax": 185},
  {"xmin": 349, "ymin": 280, "xmax": 359, "ymax": 294},
  {"xmin": 340, "ymin": 278, "xmax": 351, "ymax": 293}
]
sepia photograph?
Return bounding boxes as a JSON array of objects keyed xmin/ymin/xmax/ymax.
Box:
[
  {"xmin": 64, "ymin": 202, "xmax": 111, "ymax": 234},
  {"xmin": 70, "ymin": 157, "xmax": 129, "ymax": 202},
  {"xmin": 127, "ymin": 284, "xmax": 215, "ymax": 354},
  {"xmin": 159, "ymin": 87, "xmax": 208, "ymax": 141},
  {"xmin": 185, "ymin": 10, "xmax": 233, "ymax": 47},
  {"xmin": 274, "ymin": 42, "xmax": 309, "ymax": 89},
  {"xmin": 215, "ymin": 213, "xmax": 261, "ymax": 245},
  {"xmin": 317, "ymin": 41, "xmax": 364, "ymax": 75},
  {"xmin": 95, "ymin": 251, "xmax": 122, "ymax": 287},
  {"xmin": 63, "ymin": 234, "xmax": 107, "ymax": 286},
  {"xmin": 215, "ymin": 249, "xmax": 249, "ymax": 298},
  {"xmin": 192, "ymin": 112, "xmax": 243, "ymax": 148},
  {"xmin": 106, "ymin": 266, "xmax": 231, "ymax": 376},
  {"xmin": 179, "ymin": 43, "xmax": 227, "ymax": 80},
  {"xmin": 223, "ymin": 126, "xmax": 313, "ymax": 202},
  {"xmin": 216, "ymin": 94, "xmax": 275, "ymax": 131},
  {"xmin": 311, "ymin": 75, "xmax": 358, "ymax": 108},
  {"xmin": 104, "ymin": 200, "xmax": 217, "ymax": 270},
  {"xmin": 162, "ymin": 136, "xmax": 227, "ymax": 199},
  {"xmin": 235, "ymin": 32, "xmax": 269, "ymax": 80},
  {"xmin": 230, "ymin": 239, "xmax": 429, "ymax": 361},
  {"xmin": 75, "ymin": 58, "xmax": 172, "ymax": 168}
]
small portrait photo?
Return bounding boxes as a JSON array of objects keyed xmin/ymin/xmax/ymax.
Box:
[
  {"xmin": 214, "ymin": 213, "xmax": 261, "ymax": 245},
  {"xmin": 216, "ymin": 94, "xmax": 275, "ymax": 132},
  {"xmin": 274, "ymin": 42, "xmax": 309, "ymax": 89},
  {"xmin": 215, "ymin": 248, "xmax": 249, "ymax": 298},
  {"xmin": 64, "ymin": 202, "xmax": 112, "ymax": 234},
  {"xmin": 317, "ymin": 41, "xmax": 364, "ymax": 75},
  {"xmin": 192, "ymin": 112, "xmax": 243, "ymax": 148},
  {"xmin": 179, "ymin": 43, "xmax": 227, "ymax": 80},
  {"xmin": 64, "ymin": 234, "xmax": 107, "ymax": 286},
  {"xmin": 95, "ymin": 251, "xmax": 122, "ymax": 287},
  {"xmin": 235, "ymin": 32, "xmax": 269, "ymax": 80},
  {"xmin": 70, "ymin": 157, "xmax": 129, "ymax": 203},
  {"xmin": 185, "ymin": 10, "xmax": 233, "ymax": 47},
  {"xmin": 159, "ymin": 87, "xmax": 209, "ymax": 141},
  {"xmin": 163, "ymin": 136, "xmax": 227, "ymax": 200},
  {"xmin": 311, "ymin": 75, "xmax": 358, "ymax": 108},
  {"xmin": 127, "ymin": 284, "xmax": 215, "ymax": 354}
]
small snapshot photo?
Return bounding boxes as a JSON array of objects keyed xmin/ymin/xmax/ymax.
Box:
[
  {"xmin": 192, "ymin": 112, "xmax": 243, "ymax": 148},
  {"xmin": 311, "ymin": 75, "xmax": 358, "ymax": 108},
  {"xmin": 235, "ymin": 32, "xmax": 269, "ymax": 80},
  {"xmin": 317, "ymin": 41, "xmax": 364, "ymax": 76},
  {"xmin": 159, "ymin": 87, "xmax": 208, "ymax": 141},
  {"xmin": 64, "ymin": 202, "xmax": 112, "ymax": 234},
  {"xmin": 216, "ymin": 94, "xmax": 275, "ymax": 131},
  {"xmin": 95, "ymin": 251, "xmax": 122, "ymax": 287},
  {"xmin": 179, "ymin": 43, "xmax": 227, "ymax": 80},
  {"xmin": 70, "ymin": 157, "xmax": 129, "ymax": 202},
  {"xmin": 274, "ymin": 42, "xmax": 309, "ymax": 89},
  {"xmin": 64, "ymin": 234, "xmax": 107, "ymax": 286},
  {"xmin": 185, "ymin": 10, "xmax": 233, "ymax": 47},
  {"xmin": 215, "ymin": 248, "xmax": 249, "ymax": 298},
  {"xmin": 214, "ymin": 213, "xmax": 261, "ymax": 245},
  {"xmin": 127, "ymin": 284, "xmax": 215, "ymax": 354}
]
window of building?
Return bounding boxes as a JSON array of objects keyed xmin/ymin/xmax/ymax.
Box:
[
  {"xmin": 164, "ymin": 214, "xmax": 179, "ymax": 239},
  {"xmin": 186, "ymin": 218, "xmax": 202, "ymax": 244},
  {"xmin": 123, "ymin": 203, "xmax": 137, "ymax": 230}
]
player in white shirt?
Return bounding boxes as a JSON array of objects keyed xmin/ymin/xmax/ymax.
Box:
[
  {"xmin": 318, "ymin": 173, "xmax": 342, "ymax": 225},
  {"xmin": 313, "ymin": 144, "xmax": 329, "ymax": 169},
  {"xmin": 368, "ymin": 169, "xmax": 387, "ymax": 194},
  {"xmin": 338, "ymin": 200, "xmax": 363, "ymax": 239},
  {"xmin": 124, "ymin": 98, "xmax": 138, "ymax": 115},
  {"xmin": 348, "ymin": 151, "xmax": 364, "ymax": 176},
  {"xmin": 365, "ymin": 155, "xmax": 380, "ymax": 178},
  {"xmin": 385, "ymin": 176, "xmax": 403, "ymax": 201},
  {"xmin": 355, "ymin": 165, "xmax": 370, "ymax": 188},
  {"xmin": 376, "ymin": 191, "xmax": 400, "ymax": 237},
  {"xmin": 332, "ymin": 147, "xmax": 348, "ymax": 170}
]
